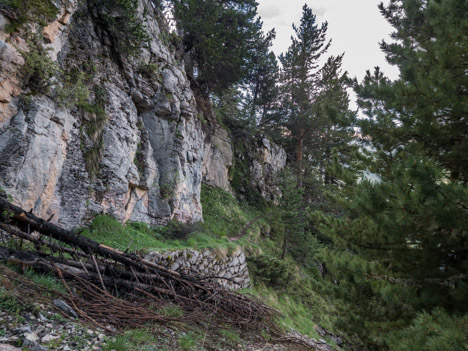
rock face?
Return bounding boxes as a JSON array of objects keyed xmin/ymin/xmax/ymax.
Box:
[
  {"xmin": 249, "ymin": 136, "xmax": 287, "ymax": 202},
  {"xmin": 202, "ymin": 127, "xmax": 233, "ymax": 193},
  {"xmin": 0, "ymin": 0, "xmax": 204, "ymax": 228},
  {"xmin": 231, "ymin": 132, "xmax": 287, "ymax": 204},
  {"xmin": 145, "ymin": 247, "xmax": 250, "ymax": 290},
  {"xmin": 0, "ymin": 1, "xmax": 286, "ymax": 229}
]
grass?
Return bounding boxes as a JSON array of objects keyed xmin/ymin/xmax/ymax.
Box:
[
  {"xmin": 0, "ymin": 286, "xmax": 25, "ymax": 313},
  {"xmin": 178, "ymin": 331, "xmax": 201, "ymax": 350},
  {"xmin": 218, "ymin": 328, "xmax": 242, "ymax": 345},
  {"xmin": 80, "ymin": 185, "xmax": 266, "ymax": 254},
  {"xmin": 201, "ymin": 184, "xmax": 260, "ymax": 238},
  {"xmin": 24, "ymin": 267, "xmax": 66, "ymax": 294},
  {"xmin": 80, "ymin": 215, "xmax": 238, "ymax": 253},
  {"xmin": 154, "ymin": 303, "xmax": 184, "ymax": 318},
  {"xmin": 103, "ymin": 328, "xmax": 159, "ymax": 351}
]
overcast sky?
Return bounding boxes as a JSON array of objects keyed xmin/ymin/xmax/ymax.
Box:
[{"xmin": 257, "ymin": 0, "xmax": 400, "ymax": 85}]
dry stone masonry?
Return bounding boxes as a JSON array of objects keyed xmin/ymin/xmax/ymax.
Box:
[{"xmin": 145, "ymin": 247, "xmax": 250, "ymax": 290}]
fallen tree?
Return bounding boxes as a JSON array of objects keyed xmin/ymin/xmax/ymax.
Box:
[{"xmin": 0, "ymin": 194, "xmax": 279, "ymax": 333}]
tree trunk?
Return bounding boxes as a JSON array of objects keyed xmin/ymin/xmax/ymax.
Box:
[
  {"xmin": 296, "ymin": 135, "xmax": 303, "ymax": 187},
  {"xmin": 281, "ymin": 235, "xmax": 287, "ymax": 260}
]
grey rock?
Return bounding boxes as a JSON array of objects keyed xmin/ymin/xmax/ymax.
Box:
[
  {"xmin": 0, "ymin": 344, "xmax": 21, "ymax": 351},
  {"xmin": 0, "ymin": 0, "xmax": 204, "ymax": 228},
  {"xmin": 12, "ymin": 326, "xmax": 32, "ymax": 334},
  {"xmin": 202, "ymin": 127, "xmax": 233, "ymax": 192},
  {"xmin": 40, "ymin": 334, "xmax": 59, "ymax": 343},
  {"xmin": 23, "ymin": 332, "xmax": 39, "ymax": 343},
  {"xmin": 53, "ymin": 300, "xmax": 78, "ymax": 319},
  {"xmin": 0, "ymin": 0, "xmax": 287, "ymax": 229}
]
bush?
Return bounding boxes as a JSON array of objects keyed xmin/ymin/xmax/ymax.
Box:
[
  {"xmin": 18, "ymin": 32, "xmax": 58, "ymax": 94},
  {"xmin": 89, "ymin": 0, "xmax": 150, "ymax": 55},
  {"xmin": 387, "ymin": 308, "xmax": 468, "ymax": 351},
  {"xmin": 156, "ymin": 219, "xmax": 201, "ymax": 240},
  {"xmin": 249, "ymin": 254, "xmax": 294, "ymax": 287},
  {"xmin": 2, "ymin": 0, "xmax": 58, "ymax": 32}
]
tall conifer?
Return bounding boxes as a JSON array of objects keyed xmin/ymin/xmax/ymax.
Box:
[{"xmin": 314, "ymin": 0, "xmax": 468, "ymax": 348}]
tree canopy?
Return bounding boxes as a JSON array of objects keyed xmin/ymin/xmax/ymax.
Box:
[{"xmin": 172, "ymin": 0, "xmax": 262, "ymax": 95}]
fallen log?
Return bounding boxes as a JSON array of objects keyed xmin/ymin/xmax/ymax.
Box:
[
  {"xmin": 0, "ymin": 195, "xmax": 281, "ymax": 332},
  {"xmin": 0, "ymin": 196, "xmax": 180, "ymax": 278}
]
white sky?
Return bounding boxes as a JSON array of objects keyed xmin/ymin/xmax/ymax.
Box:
[{"xmin": 257, "ymin": 0, "xmax": 400, "ymax": 108}]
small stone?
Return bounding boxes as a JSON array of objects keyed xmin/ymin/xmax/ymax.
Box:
[
  {"xmin": 0, "ymin": 344, "xmax": 21, "ymax": 351},
  {"xmin": 53, "ymin": 300, "xmax": 78, "ymax": 319},
  {"xmin": 40, "ymin": 334, "xmax": 59, "ymax": 343},
  {"xmin": 24, "ymin": 332, "xmax": 39, "ymax": 343},
  {"xmin": 38, "ymin": 314, "xmax": 47, "ymax": 322},
  {"xmin": 12, "ymin": 326, "xmax": 32, "ymax": 334},
  {"xmin": 105, "ymin": 325, "xmax": 117, "ymax": 333}
]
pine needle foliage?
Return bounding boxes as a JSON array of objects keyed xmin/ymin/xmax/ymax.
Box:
[{"xmin": 311, "ymin": 0, "xmax": 468, "ymax": 349}]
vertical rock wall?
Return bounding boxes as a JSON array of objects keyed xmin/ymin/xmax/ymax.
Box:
[
  {"xmin": 0, "ymin": 0, "xmax": 204, "ymax": 228},
  {"xmin": 0, "ymin": 0, "xmax": 286, "ymax": 229}
]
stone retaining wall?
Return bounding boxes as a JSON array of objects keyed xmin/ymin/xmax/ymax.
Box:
[{"xmin": 145, "ymin": 247, "xmax": 250, "ymax": 290}]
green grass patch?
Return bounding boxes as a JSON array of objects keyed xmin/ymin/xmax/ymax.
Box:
[
  {"xmin": 24, "ymin": 267, "xmax": 66, "ymax": 294},
  {"xmin": 201, "ymin": 184, "xmax": 260, "ymax": 238},
  {"xmin": 246, "ymin": 252, "xmax": 341, "ymax": 345},
  {"xmin": 81, "ymin": 185, "xmax": 267, "ymax": 254},
  {"xmin": 218, "ymin": 328, "xmax": 242, "ymax": 345},
  {"xmin": 80, "ymin": 215, "xmax": 239, "ymax": 253},
  {"xmin": 0, "ymin": 286, "xmax": 24, "ymax": 313},
  {"xmin": 177, "ymin": 331, "xmax": 201, "ymax": 350},
  {"xmin": 154, "ymin": 303, "xmax": 184, "ymax": 318},
  {"xmin": 103, "ymin": 328, "xmax": 159, "ymax": 351}
]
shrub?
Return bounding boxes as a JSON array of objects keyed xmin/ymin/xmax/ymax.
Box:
[
  {"xmin": 157, "ymin": 219, "xmax": 201, "ymax": 240},
  {"xmin": 2, "ymin": 0, "xmax": 58, "ymax": 32},
  {"xmin": 89, "ymin": 0, "xmax": 150, "ymax": 55},
  {"xmin": 18, "ymin": 32, "xmax": 58, "ymax": 94},
  {"xmin": 387, "ymin": 308, "xmax": 468, "ymax": 351},
  {"xmin": 249, "ymin": 254, "xmax": 294, "ymax": 287}
]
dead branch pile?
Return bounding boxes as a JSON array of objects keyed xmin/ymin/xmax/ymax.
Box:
[{"xmin": 0, "ymin": 195, "xmax": 280, "ymax": 333}]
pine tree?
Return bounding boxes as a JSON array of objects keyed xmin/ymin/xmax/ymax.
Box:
[
  {"xmin": 313, "ymin": 0, "xmax": 468, "ymax": 349},
  {"xmin": 172, "ymin": 0, "xmax": 261, "ymax": 95},
  {"xmin": 278, "ymin": 169, "xmax": 305, "ymax": 260},
  {"xmin": 276, "ymin": 5, "xmax": 354, "ymax": 191},
  {"xmin": 278, "ymin": 4, "xmax": 331, "ymax": 184},
  {"xmin": 242, "ymin": 28, "xmax": 280, "ymax": 129},
  {"xmin": 304, "ymin": 54, "xmax": 356, "ymax": 189}
]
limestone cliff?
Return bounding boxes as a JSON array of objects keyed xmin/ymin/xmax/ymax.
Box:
[{"xmin": 0, "ymin": 0, "xmax": 286, "ymax": 229}]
